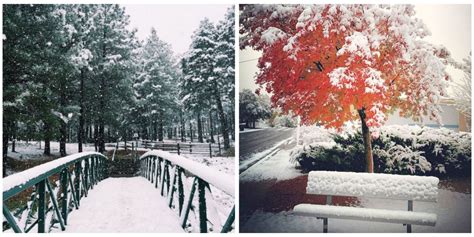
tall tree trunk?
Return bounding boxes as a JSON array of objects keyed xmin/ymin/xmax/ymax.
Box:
[
  {"xmin": 59, "ymin": 85, "xmax": 67, "ymax": 156},
  {"xmin": 212, "ymin": 83, "xmax": 230, "ymax": 149},
  {"xmin": 167, "ymin": 127, "xmax": 172, "ymax": 139},
  {"xmin": 230, "ymin": 108, "xmax": 235, "ymax": 141},
  {"xmin": 78, "ymin": 72, "xmax": 84, "ymax": 152},
  {"xmin": 358, "ymin": 108, "xmax": 374, "ymax": 173},
  {"xmin": 152, "ymin": 120, "xmax": 157, "ymax": 141},
  {"xmin": 180, "ymin": 111, "xmax": 185, "ymax": 142},
  {"xmin": 209, "ymin": 110, "xmax": 215, "ymax": 143},
  {"xmin": 189, "ymin": 122, "xmax": 193, "ymax": 142},
  {"xmin": 124, "ymin": 128, "xmax": 128, "ymax": 151},
  {"xmin": 98, "ymin": 11, "xmax": 108, "ymax": 153},
  {"xmin": 11, "ymin": 121, "xmax": 16, "ymax": 152},
  {"xmin": 59, "ymin": 121, "xmax": 67, "ymax": 156},
  {"xmin": 158, "ymin": 111, "xmax": 164, "ymax": 141},
  {"xmin": 94, "ymin": 123, "xmax": 98, "ymax": 152},
  {"xmin": 44, "ymin": 122, "xmax": 51, "ymax": 155},
  {"xmin": 3, "ymin": 121, "xmax": 9, "ymax": 157},
  {"xmin": 197, "ymin": 111, "xmax": 203, "ymax": 143}
]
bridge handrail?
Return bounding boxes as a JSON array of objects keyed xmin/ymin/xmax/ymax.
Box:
[
  {"xmin": 3, "ymin": 151, "xmax": 108, "ymax": 233},
  {"xmin": 3, "ymin": 152, "xmax": 106, "ymax": 200},
  {"xmin": 139, "ymin": 150, "xmax": 234, "ymax": 197}
]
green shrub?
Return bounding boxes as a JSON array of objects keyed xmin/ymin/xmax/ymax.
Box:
[{"xmin": 292, "ymin": 125, "xmax": 471, "ymax": 177}]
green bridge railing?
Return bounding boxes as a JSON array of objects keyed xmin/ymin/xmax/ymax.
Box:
[
  {"xmin": 3, "ymin": 152, "xmax": 108, "ymax": 233},
  {"xmin": 139, "ymin": 150, "xmax": 235, "ymax": 233}
]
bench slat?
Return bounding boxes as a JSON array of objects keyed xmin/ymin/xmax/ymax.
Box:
[
  {"xmin": 294, "ymin": 204, "xmax": 437, "ymax": 226},
  {"xmin": 307, "ymin": 171, "xmax": 439, "ymax": 202}
]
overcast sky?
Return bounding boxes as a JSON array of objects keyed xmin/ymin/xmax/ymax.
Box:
[
  {"xmin": 123, "ymin": 4, "xmax": 231, "ymax": 55},
  {"xmin": 240, "ymin": 5, "xmax": 472, "ymax": 94}
]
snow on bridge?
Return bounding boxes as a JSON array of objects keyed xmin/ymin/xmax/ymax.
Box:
[
  {"xmin": 3, "ymin": 150, "xmax": 235, "ymax": 233},
  {"xmin": 59, "ymin": 177, "xmax": 184, "ymax": 233}
]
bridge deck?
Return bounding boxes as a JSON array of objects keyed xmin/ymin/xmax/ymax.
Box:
[{"xmin": 59, "ymin": 177, "xmax": 184, "ymax": 233}]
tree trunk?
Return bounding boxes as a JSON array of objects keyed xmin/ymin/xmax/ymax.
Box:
[
  {"xmin": 209, "ymin": 110, "xmax": 215, "ymax": 143},
  {"xmin": 59, "ymin": 120, "xmax": 67, "ymax": 156},
  {"xmin": 180, "ymin": 112, "xmax": 185, "ymax": 142},
  {"xmin": 212, "ymin": 83, "xmax": 230, "ymax": 149},
  {"xmin": 44, "ymin": 122, "xmax": 51, "ymax": 155},
  {"xmin": 230, "ymin": 108, "xmax": 235, "ymax": 141},
  {"xmin": 94, "ymin": 123, "xmax": 98, "ymax": 152},
  {"xmin": 3, "ymin": 121, "xmax": 9, "ymax": 157},
  {"xmin": 358, "ymin": 108, "xmax": 374, "ymax": 173},
  {"xmin": 167, "ymin": 127, "xmax": 172, "ymax": 139},
  {"xmin": 124, "ymin": 128, "xmax": 128, "ymax": 151},
  {"xmin": 11, "ymin": 121, "xmax": 16, "ymax": 152},
  {"xmin": 98, "ymin": 12, "xmax": 107, "ymax": 153},
  {"xmin": 152, "ymin": 120, "xmax": 157, "ymax": 141},
  {"xmin": 189, "ymin": 122, "xmax": 193, "ymax": 142},
  {"xmin": 158, "ymin": 112, "xmax": 164, "ymax": 141},
  {"xmin": 197, "ymin": 111, "xmax": 203, "ymax": 143}
]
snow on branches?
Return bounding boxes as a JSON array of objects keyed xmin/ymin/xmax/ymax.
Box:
[{"xmin": 240, "ymin": 4, "xmax": 452, "ymax": 129}]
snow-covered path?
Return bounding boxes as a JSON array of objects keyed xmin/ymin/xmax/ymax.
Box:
[{"xmin": 59, "ymin": 177, "xmax": 184, "ymax": 233}]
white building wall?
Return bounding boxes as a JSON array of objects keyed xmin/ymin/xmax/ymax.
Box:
[{"xmin": 386, "ymin": 104, "xmax": 459, "ymax": 131}]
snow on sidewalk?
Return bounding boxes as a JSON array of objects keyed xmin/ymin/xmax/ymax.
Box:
[
  {"xmin": 59, "ymin": 177, "xmax": 184, "ymax": 233},
  {"xmin": 240, "ymin": 147, "xmax": 303, "ymax": 182}
]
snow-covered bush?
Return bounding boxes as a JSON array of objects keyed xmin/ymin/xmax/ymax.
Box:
[
  {"xmin": 375, "ymin": 145, "xmax": 431, "ymax": 174},
  {"xmin": 292, "ymin": 125, "xmax": 471, "ymax": 177}
]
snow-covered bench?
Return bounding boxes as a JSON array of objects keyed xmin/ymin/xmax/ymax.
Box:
[{"xmin": 293, "ymin": 171, "xmax": 439, "ymax": 233}]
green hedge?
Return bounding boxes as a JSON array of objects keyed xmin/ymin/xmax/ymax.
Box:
[{"xmin": 292, "ymin": 126, "xmax": 471, "ymax": 177}]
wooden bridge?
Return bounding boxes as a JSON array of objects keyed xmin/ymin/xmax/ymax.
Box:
[{"xmin": 3, "ymin": 151, "xmax": 235, "ymax": 233}]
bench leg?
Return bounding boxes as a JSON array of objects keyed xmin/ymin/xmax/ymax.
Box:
[
  {"xmin": 407, "ymin": 200, "xmax": 413, "ymax": 233},
  {"xmin": 323, "ymin": 218, "xmax": 328, "ymax": 233}
]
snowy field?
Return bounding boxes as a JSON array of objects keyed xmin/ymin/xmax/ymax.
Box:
[
  {"xmin": 241, "ymin": 188, "xmax": 471, "ymax": 233},
  {"xmin": 6, "ymin": 141, "xmax": 98, "ymax": 160}
]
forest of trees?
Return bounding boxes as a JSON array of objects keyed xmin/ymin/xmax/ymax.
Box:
[{"xmin": 3, "ymin": 4, "xmax": 235, "ymax": 158}]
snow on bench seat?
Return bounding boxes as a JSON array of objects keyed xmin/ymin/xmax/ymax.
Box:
[
  {"xmin": 293, "ymin": 204, "xmax": 437, "ymax": 226},
  {"xmin": 306, "ymin": 171, "xmax": 439, "ymax": 201}
]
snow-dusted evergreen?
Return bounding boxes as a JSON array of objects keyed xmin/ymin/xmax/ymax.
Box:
[
  {"xmin": 180, "ymin": 9, "xmax": 235, "ymax": 149},
  {"xmin": 3, "ymin": 5, "xmax": 235, "ymax": 160}
]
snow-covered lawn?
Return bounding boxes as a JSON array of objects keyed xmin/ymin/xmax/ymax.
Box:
[
  {"xmin": 183, "ymin": 154, "xmax": 234, "ymax": 176},
  {"xmin": 7, "ymin": 141, "xmax": 98, "ymax": 160},
  {"xmin": 241, "ymin": 188, "xmax": 471, "ymax": 233}
]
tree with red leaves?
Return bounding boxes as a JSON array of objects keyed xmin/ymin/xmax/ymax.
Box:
[{"xmin": 240, "ymin": 4, "xmax": 453, "ymax": 172}]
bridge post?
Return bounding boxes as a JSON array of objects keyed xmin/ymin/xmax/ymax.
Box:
[
  {"xmin": 37, "ymin": 180, "xmax": 46, "ymax": 233},
  {"xmin": 61, "ymin": 168, "xmax": 68, "ymax": 225},
  {"xmin": 177, "ymin": 168, "xmax": 184, "ymax": 215},
  {"xmin": 181, "ymin": 178, "xmax": 197, "ymax": 229},
  {"xmin": 177, "ymin": 143, "xmax": 181, "ymax": 155},
  {"xmin": 198, "ymin": 178, "xmax": 208, "ymax": 233},
  {"xmin": 221, "ymin": 206, "xmax": 235, "ymax": 233},
  {"xmin": 90, "ymin": 158, "xmax": 95, "ymax": 188},
  {"xmin": 74, "ymin": 162, "xmax": 81, "ymax": 205},
  {"xmin": 84, "ymin": 159, "xmax": 89, "ymax": 191}
]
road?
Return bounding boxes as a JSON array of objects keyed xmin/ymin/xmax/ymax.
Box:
[{"xmin": 239, "ymin": 128, "xmax": 295, "ymax": 162}]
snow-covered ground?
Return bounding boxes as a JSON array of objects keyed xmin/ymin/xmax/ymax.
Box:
[
  {"xmin": 240, "ymin": 128, "xmax": 264, "ymax": 134},
  {"xmin": 241, "ymin": 188, "xmax": 471, "ymax": 233},
  {"xmin": 240, "ymin": 137, "xmax": 296, "ymax": 177},
  {"xmin": 6, "ymin": 141, "xmax": 98, "ymax": 160},
  {"xmin": 239, "ymin": 137, "xmax": 293, "ymax": 173}
]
